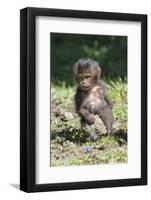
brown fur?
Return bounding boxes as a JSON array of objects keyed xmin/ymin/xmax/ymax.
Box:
[{"xmin": 74, "ymin": 58, "xmax": 114, "ymax": 135}]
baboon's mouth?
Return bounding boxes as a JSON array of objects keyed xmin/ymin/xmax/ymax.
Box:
[{"xmin": 81, "ymin": 86, "xmax": 90, "ymax": 91}]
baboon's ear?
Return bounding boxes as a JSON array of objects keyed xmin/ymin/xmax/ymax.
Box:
[
  {"xmin": 73, "ymin": 61, "xmax": 78, "ymax": 81},
  {"xmin": 94, "ymin": 64, "xmax": 101, "ymax": 80},
  {"xmin": 97, "ymin": 65, "xmax": 101, "ymax": 79}
]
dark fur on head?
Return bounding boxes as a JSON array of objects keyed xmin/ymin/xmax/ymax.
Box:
[{"xmin": 73, "ymin": 58, "xmax": 101, "ymax": 82}]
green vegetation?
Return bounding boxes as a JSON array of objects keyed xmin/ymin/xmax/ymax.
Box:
[
  {"xmin": 51, "ymin": 78, "xmax": 127, "ymax": 166},
  {"xmin": 51, "ymin": 33, "xmax": 127, "ymax": 85}
]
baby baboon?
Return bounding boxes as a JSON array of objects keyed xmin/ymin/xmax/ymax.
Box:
[{"xmin": 74, "ymin": 58, "xmax": 114, "ymax": 135}]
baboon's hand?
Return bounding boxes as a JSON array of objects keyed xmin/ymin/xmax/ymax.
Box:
[{"xmin": 86, "ymin": 114, "xmax": 95, "ymax": 124}]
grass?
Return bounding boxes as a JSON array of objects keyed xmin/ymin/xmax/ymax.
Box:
[{"xmin": 50, "ymin": 77, "xmax": 127, "ymax": 166}]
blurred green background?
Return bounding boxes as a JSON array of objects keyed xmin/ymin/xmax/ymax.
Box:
[{"xmin": 50, "ymin": 33, "xmax": 127, "ymax": 85}]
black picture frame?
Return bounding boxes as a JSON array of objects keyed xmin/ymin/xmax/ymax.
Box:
[{"xmin": 20, "ymin": 7, "xmax": 147, "ymax": 193}]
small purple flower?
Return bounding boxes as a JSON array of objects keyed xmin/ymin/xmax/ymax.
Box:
[{"xmin": 83, "ymin": 146, "xmax": 93, "ymax": 153}]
